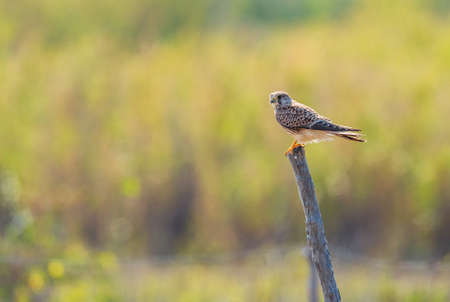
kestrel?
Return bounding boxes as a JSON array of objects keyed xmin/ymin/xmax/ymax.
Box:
[{"xmin": 270, "ymin": 91, "xmax": 365, "ymax": 154}]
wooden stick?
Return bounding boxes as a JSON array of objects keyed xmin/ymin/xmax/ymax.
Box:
[{"xmin": 287, "ymin": 146, "xmax": 341, "ymax": 302}]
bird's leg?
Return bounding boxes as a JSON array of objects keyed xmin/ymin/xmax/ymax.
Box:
[{"xmin": 285, "ymin": 140, "xmax": 303, "ymax": 155}]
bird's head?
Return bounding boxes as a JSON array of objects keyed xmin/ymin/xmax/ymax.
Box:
[{"xmin": 270, "ymin": 91, "xmax": 292, "ymax": 107}]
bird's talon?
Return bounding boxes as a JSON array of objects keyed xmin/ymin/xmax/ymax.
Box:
[{"xmin": 284, "ymin": 142, "xmax": 303, "ymax": 155}]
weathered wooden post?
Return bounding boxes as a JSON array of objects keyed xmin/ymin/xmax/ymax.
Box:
[{"xmin": 287, "ymin": 146, "xmax": 341, "ymax": 302}]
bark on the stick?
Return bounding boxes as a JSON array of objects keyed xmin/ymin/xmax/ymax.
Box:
[{"xmin": 287, "ymin": 146, "xmax": 341, "ymax": 302}]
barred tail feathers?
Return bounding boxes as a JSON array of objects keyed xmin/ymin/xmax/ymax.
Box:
[{"xmin": 334, "ymin": 131, "xmax": 366, "ymax": 142}]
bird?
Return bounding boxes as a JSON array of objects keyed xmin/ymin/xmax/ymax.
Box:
[{"xmin": 270, "ymin": 91, "xmax": 365, "ymax": 155}]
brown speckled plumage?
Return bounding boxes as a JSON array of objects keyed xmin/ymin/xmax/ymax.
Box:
[{"xmin": 270, "ymin": 91, "xmax": 365, "ymax": 145}]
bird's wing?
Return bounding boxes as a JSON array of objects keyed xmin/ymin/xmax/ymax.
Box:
[
  {"xmin": 276, "ymin": 102, "xmax": 324, "ymax": 131},
  {"xmin": 309, "ymin": 119, "xmax": 361, "ymax": 132},
  {"xmin": 279, "ymin": 101, "xmax": 361, "ymax": 132}
]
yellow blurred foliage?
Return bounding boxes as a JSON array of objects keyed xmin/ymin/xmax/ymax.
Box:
[
  {"xmin": 98, "ymin": 251, "xmax": 118, "ymax": 272},
  {"xmin": 48, "ymin": 260, "xmax": 65, "ymax": 279},
  {"xmin": 0, "ymin": 0, "xmax": 450, "ymax": 301},
  {"xmin": 27, "ymin": 270, "xmax": 45, "ymax": 292}
]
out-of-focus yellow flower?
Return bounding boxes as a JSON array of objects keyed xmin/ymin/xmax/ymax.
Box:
[
  {"xmin": 27, "ymin": 270, "xmax": 45, "ymax": 292},
  {"xmin": 48, "ymin": 260, "xmax": 65, "ymax": 279},
  {"xmin": 98, "ymin": 251, "xmax": 118, "ymax": 271}
]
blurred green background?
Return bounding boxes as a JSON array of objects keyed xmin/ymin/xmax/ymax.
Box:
[{"xmin": 1, "ymin": 0, "xmax": 450, "ymax": 301}]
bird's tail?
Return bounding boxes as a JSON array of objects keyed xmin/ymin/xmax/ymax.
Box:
[{"xmin": 334, "ymin": 131, "xmax": 366, "ymax": 143}]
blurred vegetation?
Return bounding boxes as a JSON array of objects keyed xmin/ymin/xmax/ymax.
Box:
[
  {"xmin": 3, "ymin": 247, "xmax": 450, "ymax": 301},
  {"xmin": 1, "ymin": 0, "xmax": 450, "ymax": 300}
]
